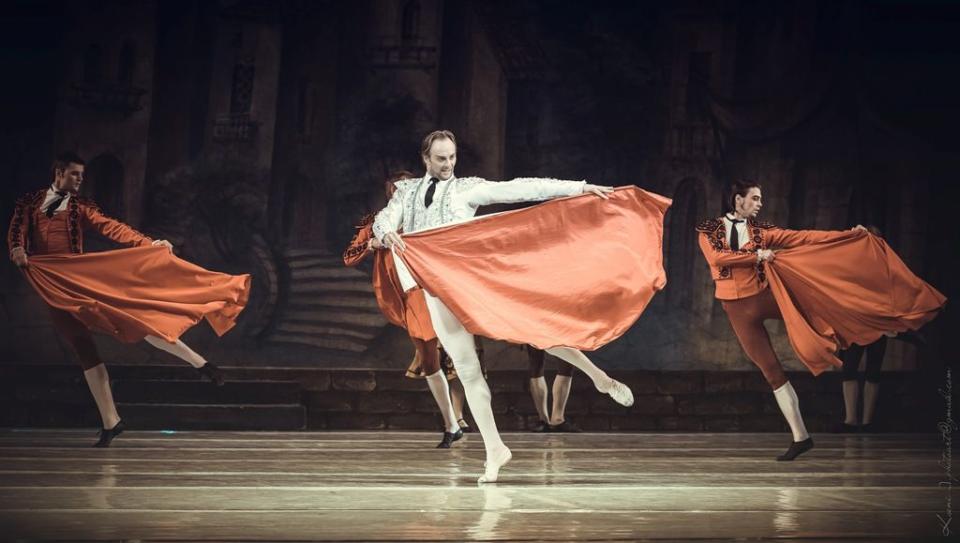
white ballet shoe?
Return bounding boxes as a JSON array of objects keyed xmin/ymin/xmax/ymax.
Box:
[
  {"xmin": 598, "ymin": 377, "xmax": 634, "ymax": 407},
  {"xmin": 478, "ymin": 446, "xmax": 512, "ymax": 484}
]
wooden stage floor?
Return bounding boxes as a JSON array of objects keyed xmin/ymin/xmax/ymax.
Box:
[{"xmin": 0, "ymin": 429, "xmax": 946, "ymax": 541}]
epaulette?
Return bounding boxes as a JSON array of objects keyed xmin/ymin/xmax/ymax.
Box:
[
  {"xmin": 695, "ymin": 217, "xmax": 723, "ymax": 233},
  {"xmin": 393, "ymin": 178, "xmax": 417, "ymax": 191},
  {"xmin": 16, "ymin": 189, "xmax": 46, "ymax": 206},
  {"xmin": 447, "ymin": 177, "xmax": 483, "ymax": 195},
  {"xmin": 74, "ymin": 195, "xmax": 99, "ymax": 209},
  {"xmin": 749, "ymin": 219, "xmax": 777, "ymax": 229}
]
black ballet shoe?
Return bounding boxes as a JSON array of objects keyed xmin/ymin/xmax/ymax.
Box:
[
  {"xmin": 836, "ymin": 422, "xmax": 859, "ymax": 434},
  {"xmin": 458, "ymin": 418, "xmax": 472, "ymax": 433},
  {"xmin": 549, "ymin": 420, "xmax": 582, "ymax": 433},
  {"xmin": 531, "ymin": 421, "xmax": 550, "ymax": 433},
  {"xmin": 776, "ymin": 437, "xmax": 814, "ymax": 461},
  {"xmin": 859, "ymin": 423, "xmax": 875, "ymax": 433},
  {"xmin": 197, "ymin": 361, "xmax": 225, "ymax": 386},
  {"xmin": 94, "ymin": 420, "xmax": 126, "ymax": 448},
  {"xmin": 436, "ymin": 429, "xmax": 464, "ymax": 449}
]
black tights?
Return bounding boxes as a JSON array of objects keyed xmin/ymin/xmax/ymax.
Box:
[
  {"xmin": 841, "ymin": 336, "xmax": 887, "ymax": 383},
  {"xmin": 48, "ymin": 307, "xmax": 103, "ymax": 370},
  {"xmin": 527, "ymin": 347, "xmax": 574, "ymax": 378}
]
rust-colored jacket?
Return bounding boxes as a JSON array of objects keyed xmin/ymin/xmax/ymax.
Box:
[
  {"xmin": 342, "ymin": 214, "xmax": 406, "ymax": 327},
  {"xmin": 696, "ymin": 217, "xmax": 839, "ymax": 300},
  {"xmin": 8, "ymin": 188, "xmax": 152, "ymax": 257},
  {"xmin": 342, "ymin": 213, "xmax": 375, "ymax": 267}
]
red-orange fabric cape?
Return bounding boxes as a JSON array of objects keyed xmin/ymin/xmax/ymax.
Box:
[
  {"xmin": 370, "ymin": 249, "xmax": 406, "ymax": 328},
  {"xmin": 342, "ymin": 221, "xmax": 435, "ymax": 341},
  {"xmin": 22, "ymin": 246, "xmax": 251, "ymax": 343},
  {"xmin": 397, "ymin": 186, "xmax": 671, "ymax": 351},
  {"xmin": 766, "ymin": 230, "xmax": 946, "ymax": 374}
]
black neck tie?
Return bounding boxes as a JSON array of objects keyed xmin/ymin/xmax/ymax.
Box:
[
  {"xmin": 729, "ymin": 218, "xmax": 744, "ymax": 251},
  {"xmin": 424, "ymin": 177, "xmax": 439, "ymax": 208},
  {"xmin": 45, "ymin": 190, "xmax": 68, "ymax": 218}
]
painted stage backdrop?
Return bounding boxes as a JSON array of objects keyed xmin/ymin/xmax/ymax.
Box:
[{"xmin": 1, "ymin": 0, "xmax": 954, "ymax": 374}]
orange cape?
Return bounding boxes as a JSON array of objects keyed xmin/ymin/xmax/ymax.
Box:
[
  {"xmin": 396, "ymin": 186, "xmax": 671, "ymax": 351},
  {"xmin": 22, "ymin": 246, "xmax": 251, "ymax": 343},
  {"xmin": 371, "ymin": 249, "xmax": 406, "ymax": 328},
  {"xmin": 767, "ymin": 230, "xmax": 946, "ymax": 374}
]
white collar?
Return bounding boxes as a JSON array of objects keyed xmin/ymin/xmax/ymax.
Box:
[
  {"xmin": 48, "ymin": 184, "xmax": 70, "ymax": 196},
  {"xmin": 423, "ymin": 173, "xmax": 455, "ymax": 183}
]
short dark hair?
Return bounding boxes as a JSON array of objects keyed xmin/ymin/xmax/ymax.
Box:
[
  {"xmin": 728, "ymin": 180, "xmax": 761, "ymax": 211},
  {"xmin": 386, "ymin": 170, "xmax": 414, "ymax": 184},
  {"xmin": 420, "ymin": 130, "xmax": 456, "ymax": 157},
  {"xmin": 384, "ymin": 170, "xmax": 414, "ymax": 198},
  {"xmin": 51, "ymin": 151, "xmax": 85, "ymax": 177}
]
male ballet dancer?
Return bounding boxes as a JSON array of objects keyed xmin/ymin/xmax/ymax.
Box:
[
  {"xmin": 9, "ymin": 152, "xmax": 247, "ymax": 446},
  {"xmin": 374, "ymin": 131, "xmax": 633, "ymax": 482}
]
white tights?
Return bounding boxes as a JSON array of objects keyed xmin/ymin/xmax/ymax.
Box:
[
  {"xmin": 144, "ymin": 336, "xmax": 207, "ymax": 368},
  {"xmin": 544, "ymin": 347, "xmax": 611, "ymax": 391}
]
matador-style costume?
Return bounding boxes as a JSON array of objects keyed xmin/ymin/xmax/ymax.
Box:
[
  {"xmin": 696, "ymin": 216, "xmax": 944, "ymax": 375},
  {"xmin": 8, "ymin": 187, "xmax": 250, "ymax": 369}
]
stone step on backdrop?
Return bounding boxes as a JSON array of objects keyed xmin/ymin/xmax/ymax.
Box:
[
  {"xmin": 288, "ymin": 294, "xmax": 381, "ymax": 312},
  {"xmin": 263, "ymin": 249, "xmax": 388, "ymax": 355},
  {"xmin": 266, "ymin": 331, "xmax": 371, "ymax": 353}
]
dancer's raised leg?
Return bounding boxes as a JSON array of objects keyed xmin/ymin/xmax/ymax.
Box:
[
  {"xmin": 545, "ymin": 346, "xmax": 633, "ymax": 407},
  {"xmin": 144, "ymin": 335, "xmax": 224, "ymax": 385}
]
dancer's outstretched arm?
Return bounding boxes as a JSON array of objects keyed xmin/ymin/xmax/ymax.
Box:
[
  {"xmin": 81, "ymin": 200, "xmax": 175, "ymax": 251},
  {"xmin": 81, "ymin": 201, "xmax": 154, "ymax": 247},
  {"xmin": 343, "ymin": 220, "xmax": 375, "ymax": 267},
  {"xmin": 461, "ymin": 177, "xmax": 611, "ymax": 207},
  {"xmin": 767, "ymin": 225, "xmax": 865, "ymax": 249},
  {"xmin": 698, "ymin": 232, "xmax": 760, "ymax": 268}
]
